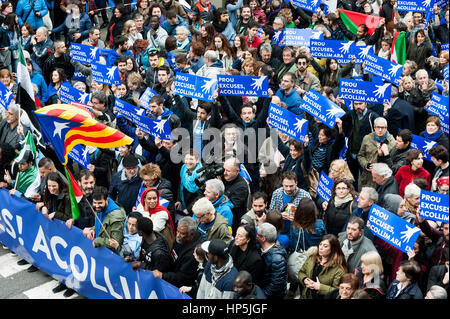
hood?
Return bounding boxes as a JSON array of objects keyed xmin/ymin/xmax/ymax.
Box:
[{"xmin": 214, "ymin": 195, "xmax": 234, "ymax": 209}]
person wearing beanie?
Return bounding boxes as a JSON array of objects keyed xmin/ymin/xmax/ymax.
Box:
[{"xmin": 109, "ymin": 155, "xmax": 143, "ymax": 215}]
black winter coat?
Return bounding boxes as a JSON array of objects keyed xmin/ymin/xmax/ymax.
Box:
[
  {"xmin": 138, "ymin": 232, "xmax": 173, "ymax": 272},
  {"xmin": 325, "ymin": 199, "xmax": 357, "ymax": 236},
  {"xmin": 261, "ymin": 242, "xmax": 288, "ymax": 299},
  {"xmin": 229, "ymin": 241, "xmax": 265, "ymax": 287}
]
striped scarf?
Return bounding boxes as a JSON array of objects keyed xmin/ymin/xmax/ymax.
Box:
[{"xmin": 312, "ymin": 144, "xmax": 327, "ymax": 170}]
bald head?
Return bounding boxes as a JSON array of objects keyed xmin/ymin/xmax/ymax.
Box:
[{"xmin": 223, "ymin": 157, "xmax": 240, "ymax": 182}]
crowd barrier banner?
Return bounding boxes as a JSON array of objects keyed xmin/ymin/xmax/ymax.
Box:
[
  {"xmin": 363, "ymin": 51, "xmax": 403, "ymax": 85},
  {"xmin": 217, "ymin": 75, "xmax": 269, "ymax": 97},
  {"xmin": 60, "ymin": 82, "xmax": 91, "ymax": 105},
  {"xmin": 268, "ymin": 103, "xmax": 308, "ymax": 142},
  {"xmin": 339, "ymin": 78, "xmax": 391, "ymax": 104},
  {"xmin": 0, "ymin": 189, "xmax": 190, "ymax": 299},
  {"xmin": 91, "ymin": 63, "xmax": 121, "ymax": 86},
  {"xmin": 173, "ymin": 73, "xmax": 217, "ymax": 103},
  {"xmin": 300, "ymin": 89, "xmax": 346, "ymax": 129},
  {"xmin": 0, "ymin": 80, "xmax": 12, "ymax": 110},
  {"xmin": 411, "ymin": 134, "xmax": 437, "ymax": 162},
  {"xmin": 419, "ymin": 190, "xmax": 449, "ymax": 223},
  {"xmin": 310, "ymin": 39, "xmax": 355, "ymax": 64},
  {"xmin": 317, "ymin": 172, "xmax": 334, "ymax": 203},
  {"xmin": 396, "ymin": 0, "xmax": 435, "ymax": 12},
  {"xmin": 427, "ymin": 92, "xmax": 449, "ymax": 135},
  {"xmin": 69, "ymin": 43, "xmax": 99, "ymax": 64},
  {"xmin": 284, "ymin": 28, "xmax": 323, "ymax": 47},
  {"xmin": 115, "ymin": 98, "xmax": 173, "ymax": 140},
  {"xmin": 368, "ymin": 204, "xmax": 421, "ymax": 254}
]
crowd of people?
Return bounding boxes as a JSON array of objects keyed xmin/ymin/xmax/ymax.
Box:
[{"xmin": 0, "ymin": 0, "xmax": 449, "ymax": 300}]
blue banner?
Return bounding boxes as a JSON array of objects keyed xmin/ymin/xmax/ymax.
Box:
[
  {"xmin": 300, "ymin": 89, "xmax": 346, "ymax": 128},
  {"xmin": 115, "ymin": 98, "xmax": 173, "ymax": 140},
  {"xmin": 317, "ymin": 171, "xmax": 334, "ymax": 203},
  {"xmin": 442, "ymin": 43, "xmax": 449, "ymax": 52},
  {"xmin": 139, "ymin": 87, "xmax": 160, "ymax": 110},
  {"xmin": 339, "ymin": 78, "xmax": 392, "ymax": 104},
  {"xmin": 363, "ymin": 51, "xmax": 403, "ymax": 85},
  {"xmin": 436, "ymin": 0, "xmax": 449, "ymax": 7},
  {"xmin": 268, "ymin": 103, "xmax": 308, "ymax": 142},
  {"xmin": 411, "ymin": 134, "xmax": 437, "ymax": 162},
  {"xmin": 0, "ymin": 80, "xmax": 12, "ymax": 110},
  {"xmin": 396, "ymin": 0, "xmax": 435, "ymax": 12},
  {"xmin": 419, "ymin": 190, "xmax": 449, "ymax": 223},
  {"xmin": 68, "ymin": 144, "xmax": 90, "ymax": 170},
  {"xmin": 368, "ymin": 204, "xmax": 421, "ymax": 254},
  {"xmin": 353, "ymin": 45, "xmax": 374, "ymax": 65},
  {"xmin": 0, "ymin": 190, "xmax": 189, "ymax": 299},
  {"xmin": 91, "ymin": 63, "xmax": 121, "ymax": 86},
  {"xmin": 173, "ymin": 73, "xmax": 217, "ymax": 103},
  {"xmin": 427, "ymin": 92, "xmax": 449, "ymax": 135},
  {"xmin": 284, "ymin": 28, "xmax": 323, "ymax": 47},
  {"xmin": 292, "ymin": 0, "xmax": 321, "ymax": 12},
  {"xmin": 60, "ymin": 82, "xmax": 91, "ymax": 105},
  {"xmin": 72, "ymin": 69, "xmax": 87, "ymax": 82},
  {"xmin": 69, "ymin": 42, "xmax": 99, "ymax": 64},
  {"xmin": 310, "ymin": 39, "xmax": 355, "ymax": 64},
  {"xmin": 217, "ymin": 75, "xmax": 269, "ymax": 97},
  {"xmin": 444, "ymin": 65, "xmax": 449, "ymax": 83},
  {"xmin": 258, "ymin": 26, "xmax": 285, "ymax": 46}
]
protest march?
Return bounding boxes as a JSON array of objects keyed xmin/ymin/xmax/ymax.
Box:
[{"xmin": 0, "ymin": 0, "xmax": 449, "ymax": 303}]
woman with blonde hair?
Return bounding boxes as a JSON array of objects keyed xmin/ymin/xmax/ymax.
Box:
[
  {"xmin": 122, "ymin": 19, "xmax": 142, "ymax": 47},
  {"xmin": 241, "ymin": 57, "xmax": 256, "ymax": 75},
  {"xmin": 298, "ymin": 234, "xmax": 347, "ymax": 299},
  {"xmin": 328, "ymin": 159, "xmax": 355, "ymax": 183},
  {"xmin": 354, "ymin": 250, "xmax": 387, "ymax": 299}
]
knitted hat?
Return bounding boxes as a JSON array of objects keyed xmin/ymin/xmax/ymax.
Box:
[
  {"xmin": 122, "ymin": 155, "xmax": 138, "ymax": 168},
  {"xmin": 382, "ymin": 194, "xmax": 404, "ymax": 214}
]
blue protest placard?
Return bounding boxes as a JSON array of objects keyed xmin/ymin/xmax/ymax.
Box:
[
  {"xmin": 284, "ymin": 28, "xmax": 323, "ymax": 47},
  {"xmin": 272, "ymin": 29, "xmax": 285, "ymax": 46},
  {"xmin": 420, "ymin": 190, "xmax": 449, "ymax": 223},
  {"xmin": 363, "ymin": 51, "xmax": 403, "ymax": 85},
  {"xmin": 444, "ymin": 65, "xmax": 449, "ymax": 83},
  {"xmin": 292, "ymin": 0, "xmax": 321, "ymax": 13},
  {"xmin": 396, "ymin": 0, "xmax": 435, "ymax": 12},
  {"xmin": 0, "ymin": 189, "xmax": 189, "ymax": 299},
  {"xmin": 427, "ymin": 92, "xmax": 449, "ymax": 134},
  {"xmin": 300, "ymin": 89, "xmax": 346, "ymax": 128},
  {"xmin": 173, "ymin": 73, "xmax": 217, "ymax": 103},
  {"xmin": 339, "ymin": 78, "xmax": 392, "ymax": 104},
  {"xmin": 268, "ymin": 103, "xmax": 308, "ymax": 142},
  {"xmin": 0, "ymin": 80, "xmax": 12, "ymax": 110},
  {"xmin": 60, "ymin": 82, "xmax": 91, "ymax": 105},
  {"xmin": 353, "ymin": 45, "xmax": 374, "ymax": 64},
  {"xmin": 442, "ymin": 43, "xmax": 449, "ymax": 52},
  {"xmin": 310, "ymin": 39, "xmax": 355, "ymax": 63},
  {"xmin": 317, "ymin": 171, "xmax": 334, "ymax": 202},
  {"xmin": 368, "ymin": 204, "xmax": 421, "ymax": 253},
  {"xmin": 217, "ymin": 75, "xmax": 269, "ymax": 97},
  {"xmin": 435, "ymin": 0, "xmax": 449, "ymax": 7},
  {"xmin": 411, "ymin": 134, "xmax": 437, "ymax": 162},
  {"xmin": 115, "ymin": 98, "xmax": 173, "ymax": 140},
  {"xmin": 91, "ymin": 63, "xmax": 121, "ymax": 86},
  {"xmin": 69, "ymin": 42, "xmax": 99, "ymax": 64},
  {"xmin": 68, "ymin": 144, "xmax": 90, "ymax": 169},
  {"xmin": 139, "ymin": 87, "xmax": 160, "ymax": 110},
  {"xmin": 72, "ymin": 68, "xmax": 87, "ymax": 82}
]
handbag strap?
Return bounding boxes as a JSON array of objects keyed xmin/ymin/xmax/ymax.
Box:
[{"xmin": 295, "ymin": 227, "xmax": 306, "ymax": 252}]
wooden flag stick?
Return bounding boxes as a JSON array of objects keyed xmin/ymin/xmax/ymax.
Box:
[{"xmin": 83, "ymin": 196, "xmax": 111, "ymax": 240}]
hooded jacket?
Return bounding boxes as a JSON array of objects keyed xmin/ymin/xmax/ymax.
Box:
[
  {"xmin": 109, "ymin": 169, "xmax": 143, "ymax": 215},
  {"xmin": 138, "ymin": 231, "xmax": 173, "ymax": 272},
  {"xmin": 93, "ymin": 198, "xmax": 126, "ymax": 252},
  {"xmin": 197, "ymin": 212, "xmax": 233, "ymax": 246}
]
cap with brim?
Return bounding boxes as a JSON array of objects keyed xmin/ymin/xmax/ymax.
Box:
[
  {"xmin": 122, "ymin": 154, "xmax": 139, "ymax": 168},
  {"xmin": 17, "ymin": 150, "xmax": 34, "ymax": 164},
  {"xmin": 201, "ymin": 239, "xmax": 228, "ymax": 258}
]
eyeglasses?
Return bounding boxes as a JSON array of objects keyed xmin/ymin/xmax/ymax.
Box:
[{"xmin": 336, "ymin": 187, "xmax": 348, "ymax": 191}]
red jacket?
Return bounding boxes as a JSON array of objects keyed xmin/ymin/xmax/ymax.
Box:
[
  {"xmin": 394, "ymin": 165, "xmax": 431, "ymax": 198},
  {"xmin": 245, "ymin": 35, "xmax": 263, "ymax": 48}
]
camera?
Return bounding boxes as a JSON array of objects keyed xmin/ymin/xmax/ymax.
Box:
[{"xmin": 194, "ymin": 162, "xmax": 225, "ymax": 188}]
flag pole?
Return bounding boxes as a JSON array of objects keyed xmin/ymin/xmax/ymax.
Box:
[{"xmin": 83, "ymin": 196, "xmax": 112, "ymax": 240}]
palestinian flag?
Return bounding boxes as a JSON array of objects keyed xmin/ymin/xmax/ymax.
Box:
[
  {"xmin": 17, "ymin": 41, "xmax": 41, "ymax": 133},
  {"xmin": 391, "ymin": 31, "xmax": 406, "ymax": 65},
  {"xmin": 64, "ymin": 166, "xmax": 82, "ymax": 220},
  {"xmin": 337, "ymin": 9, "xmax": 384, "ymax": 35}
]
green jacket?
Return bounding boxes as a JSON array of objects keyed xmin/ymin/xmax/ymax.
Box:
[
  {"xmin": 197, "ymin": 212, "xmax": 233, "ymax": 246},
  {"xmin": 358, "ymin": 132, "xmax": 396, "ymax": 189},
  {"xmin": 298, "ymin": 254, "xmax": 346, "ymax": 299},
  {"xmin": 93, "ymin": 205, "xmax": 126, "ymax": 252},
  {"xmin": 15, "ymin": 165, "xmax": 38, "ymax": 195}
]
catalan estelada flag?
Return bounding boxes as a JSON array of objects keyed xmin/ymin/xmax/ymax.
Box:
[{"xmin": 34, "ymin": 104, "xmax": 133, "ymax": 165}]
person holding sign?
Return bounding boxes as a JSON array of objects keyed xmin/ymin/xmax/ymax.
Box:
[
  {"xmin": 416, "ymin": 213, "xmax": 449, "ymax": 267},
  {"xmin": 429, "ymin": 145, "xmax": 449, "ymax": 192}
]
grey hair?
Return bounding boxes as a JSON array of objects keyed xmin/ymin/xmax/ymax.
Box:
[
  {"xmin": 404, "ymin": 183, "xmax": 421, "ymax": 198},
  {"xmin": 374, "ymin": 117, "xmax": 387, "ymax": 127},
  {"xmin": 260, "ymin": 43, "xmax": 272, "ymax": 53},
  {"xmin": 177, "ymin": 216, "xmax": 197, "ymax": 235},
  {"xmin": 192, "ymin": 197, "xmax": 215, "ymax": 217},
  {"xmin": 360, "ymin": 187, "xmax": 379, "ymax": 203},
  {"xmin": 205, "ymin": 179, "xmax": 225, "ymax": 197},
  {"xmin": 258, "ymin": 223, "xmax": 277, "ymax": 243},
  {"xmin": 427, "ymin": 285, "xmax": 447, "ymax": 299},
  {"xmin": 372, "ymin": 163, "xmax": 392, "ymax": 179},
  {"xmin": 274, "ymin": 16, "xmax": 285, "ymax": 25},
  {"xmin": 416, "ymin": 69, "xmax": 428, "ymax": 79},
  {"xmin": 204, "ymin": 50, "xmax": 218, "ymax": 63},
  {"xmin": 176, "ymin": 25, "xmax": 189, "ymax": 35}
]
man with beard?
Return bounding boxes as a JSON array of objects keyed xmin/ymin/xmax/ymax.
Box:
[
  {"xmin": 107, "ymin": 35, "xmax": 133, "ymax": 66},
  {"xmin": 293, "ymin": 54, "xmax": 321, "ymax": 98},
  {"xmin": 338, "ymin": 217, "xmax": 377, "ymax": 274},
  {"xmin": 82, "ymin": 186, "xmax": 126, "ymax": 252},
  {"xmin": 65, "ymin": 170, "xmax": 96, "ymax": 231},
  {"xmin": 151, "ymin": 217, "xmax": 203, "ymax": 288},
  {"xmin": 234, "ymin": 5, "xmax": 256, "ymax": 36},
  {"xmin": 242, "ymin": 192, "xmax": 268, "ymax": 229}
]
